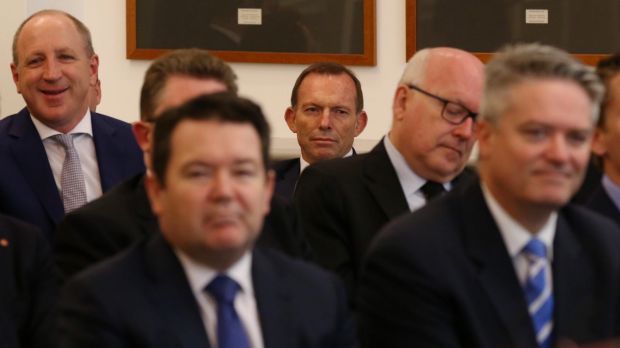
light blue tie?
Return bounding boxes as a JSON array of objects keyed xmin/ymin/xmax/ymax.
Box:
[
  {"xmin": 53, "ymin": 134, "xmax": 87, "ymax": 213},
  {"xmin": 205, "ymin": 275, "xmax": 251, "ymax": 348},
  {"xmin": 522, "ymin": 239, "xmax": 554, "ymax": 348}
]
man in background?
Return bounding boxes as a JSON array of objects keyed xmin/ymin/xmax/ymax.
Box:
[
  {"xmin": 294, "ymin": 47, "xmax": 483, "ymax": 298},
  {"xmin": 55, "ymin": 49, "xmax": 311, "ymax": 282},
  {"xmin": 273, "ymin": 62, "xmax": 367, "ymax": 200},
  {"xmin": 0, "ymin": 10, "xmax": 143, "ymax": 239},
  {"xmin": 587, "ymin": 53, "xmax": 620, "ymax": 225}
]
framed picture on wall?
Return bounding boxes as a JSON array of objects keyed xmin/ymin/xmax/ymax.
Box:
[
  {"xmin": 406, "ymin": 0, "xmax": 620, "ymax": 65},
  {"xmin": 127, "ymin": 0, "xmax": 376, "ymax": 66}
]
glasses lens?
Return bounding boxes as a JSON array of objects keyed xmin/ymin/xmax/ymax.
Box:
[{"xmin": 442, "ymin": 102, "xmax": 469, "ymax": 124}]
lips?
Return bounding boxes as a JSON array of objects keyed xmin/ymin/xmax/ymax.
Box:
[
  {"xmin": 40, "ymin": 87, "xmax": 69, "ymax": 96},
  {"xmin": 310, "ymin": 137, "xmax": 337, "ymax": 144}
]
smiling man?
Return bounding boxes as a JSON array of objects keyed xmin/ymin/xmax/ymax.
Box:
[
  {"xmin": 358, "ymin": 43, "xmax": 620, "ymax": 348},
  {"xmin": 0, "ymin": 10, "xmax": 143, "ymax": 239},
  {"xmin": 273, "ymin": 62, "xmax": 367, "ymax": 201},
  {"xmin": 58, "ymin": 94, "xmax": 357, "ymax": 348},
  {"xmin": 294, "ymin": 48, "xmax": 483, "ymax": 300}
]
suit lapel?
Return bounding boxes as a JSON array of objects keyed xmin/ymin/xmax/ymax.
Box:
[
  {"xmin": 91, "ymin": 113, "xmax": 126, "ymax": 191},
  {"xmin": 252, "ymin": 249, "xmax": 295, "ymax": 348},
  {"xmin": 461, "ymin": 182, "xmax": 538, "ymax": 347},
  {"xmin": 275, "ymin": 159, "xmax": 300, "ymax": 200},
  {"xmin": 363, "ymin": 141, "xmax": 409, "ymax": 219},
  {"xmin": 552, "ymin": 213, "xmax": 590, "ymax": 338},
  {"xmin": 144, "ymin": 234, "xmax": 211, "ymax": 348},
  {"xmin": 8, "ymin": 109, "xmax": 64, "ymax": 224}
]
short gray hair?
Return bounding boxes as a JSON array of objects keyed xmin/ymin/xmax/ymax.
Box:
[
  {"xmin": 399, "ymin": 48, "xmax": 431, "ymax": 86},
  {"xmin": 480, "ymin": 43, "xmax": 604, "ymax": 125}
]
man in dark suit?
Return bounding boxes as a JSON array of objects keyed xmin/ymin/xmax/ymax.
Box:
[
  {"xmin": 358, "ymin": 43, "xmax": 620, "ymax": 347},
  {"xmin": 0, "ymin": 214, "xmax": 57, "ymax": 348},
  {"xmin": 586, "ymin": 53, "xmax": 620, "ymax": 225},
  {"xmin": 58, "ymin": 94, "xmax": 357, "ymax": 348},
  {"xmin": 55, "ymin": 49, "xmax": 312, "ymax": 282},
  {"xmin": 0, "ymin": 10, "xmax": 143, "ymax": 239},
  {"xmin": 294, "ymin": 47, "xmax": 484, "ymax": 298},
  {"xmin": 273, "ymin": 62, "xmax": 367, "ymax": 200}
]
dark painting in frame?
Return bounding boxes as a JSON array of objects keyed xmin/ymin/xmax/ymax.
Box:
[
  {"xmin": 406, "ymin": 0, "xmax": 618, "ymax": 65},
  {"xmin": 127, "ymin": 0, "xmax": 376, "ymax": 66}
]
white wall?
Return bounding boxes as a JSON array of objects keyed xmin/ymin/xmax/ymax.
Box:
[{"xmin": 0, "ymin": 1, "xmax": 408, "ymax": 157}]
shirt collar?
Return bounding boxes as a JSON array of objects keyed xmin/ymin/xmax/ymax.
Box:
[
  {"xmin": 481, "ymin": 183, "xmax": 556, "ymax": 260},
  {"xmin": 175, "ymin": 248, "xmax": 254, "ymax": 298},
  {"xmin": 602, "ymin": 175, "xmax": 620, "ymax": 211},
  {"xmin": 383, "ymin": 135, "xmax": 449, "ymax": 197},
  {"xmin": 299, "ymin": 148, "xmax": 354, "ymax": 174},
  {"xmin": 31, "ymin": 110, "xmax": 93, "ymax": 140}
]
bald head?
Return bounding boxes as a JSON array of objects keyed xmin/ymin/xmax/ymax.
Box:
[{"xmin": 390, "ymin": 47, "xmax": 484, "ymax": 182}]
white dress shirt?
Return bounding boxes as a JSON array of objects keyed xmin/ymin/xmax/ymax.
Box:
[
  {"xmin": 383, "ymin": 135, "xmax": 450, "ymax": 211},
  {"xmin": 31, "ymin": 111, "xmax": 103, "ymax": 203},
  {"xmin": 175, "ymin": 250, "xmax": 264, "ymax": 348},
  {"xmin": 481, "ymin": 184, "xmax": 556, "ymax": 286}
]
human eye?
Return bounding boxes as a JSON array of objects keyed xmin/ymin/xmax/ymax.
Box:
[
  {"xmin": 333, "ymin": 108, "xmax": 351, "ymax": 117},
  {"xmin": 303, "ymin": 105, "xmax": 321, "ymax": 115},
  {"xmin": 520, "ymin": 126, "xmax": 548, "ymax": 142},
  {"xmin": 566, "ymin": 130, "xmax": 590, "ymax": 146},
  {"xmin": 25, "ymin": 56, "xmax": 43, "ymax": 67},
  {"xmin": 183, "ymin": 165, "xmax": 212, "ymax": 179},
  {"xmin": 58, "ymin": 53, "xmax": 76, "ymax": 62},
  {"xmin": 232, "ymin": 165, "xmax": 258, "ymax": 179}
]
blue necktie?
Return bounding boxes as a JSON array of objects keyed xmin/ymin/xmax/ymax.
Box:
[
  {"xmin": 205, "ymin": 275, "xmax": 251, "ymax": 348},
  {"xmin": 522, "ymin": 239, "xmax": 554, "ymax": 348}
]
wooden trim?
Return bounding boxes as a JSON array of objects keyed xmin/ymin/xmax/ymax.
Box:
[{"xmin": 126, "ymin": 0, "xmax": 376, "ymax": 65}]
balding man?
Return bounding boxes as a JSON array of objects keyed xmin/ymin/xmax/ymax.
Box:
[
  {"xmin": 0, "ymin": 10, "xmax": 143, "ymax": 239},
  {"xmin": 294, "ymin": 47, "xmax": 483, "ymax": 298}
]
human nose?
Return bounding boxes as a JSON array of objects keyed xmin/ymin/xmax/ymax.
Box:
[
  {"xmin": 318, "ymin": 109, "xmax": 332, "ymax": 129},
  {"xmin": 42, "ymin": 59, "xmax": 61, "ymax": 81},
  {"xmin": 452, "ymin": 116, "xmax": 475, "ymax": 140},
  {"xmin": 210, "ymin": 171, "xmax": 234, "ymax": 202},
  {"xmin": 545, "ymin": 134, "xmax": 570, "ymax": 164}
]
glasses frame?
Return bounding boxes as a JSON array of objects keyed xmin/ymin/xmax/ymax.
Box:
[{"xmin": 407, "ymin": 84, "xmax": 477, "ymax": 125}]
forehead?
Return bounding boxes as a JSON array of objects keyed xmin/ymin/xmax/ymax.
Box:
[
  {"xmin": 17, "ymin": 14, "xmax": 85, "ymax": 57},
  {"xmin": 298, "ymin": 73, "xmax": 357, "ymax": 102},
  {"xmin": 169, "ymin": 119, "xmax": 262, "ymax": 164},
  {"xmin": 502, "ymin": 79, "xmax": 593, "ymax": 128},
  {"xmin": 423, "ymin": 54, "xmax": 484, "ymax": 110},
  {"xmin": 155, "ymin": 75, "xmax": 228, "ymax": 117}
]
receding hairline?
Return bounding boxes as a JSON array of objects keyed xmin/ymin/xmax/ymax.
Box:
[{"xmin": 12, "ymin": 9, "xmax": 95, "ymax": 64}]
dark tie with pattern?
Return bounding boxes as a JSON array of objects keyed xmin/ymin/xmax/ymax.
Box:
[
  {"xmin": 53, "ymin": 134, "xmax": 87, "ymax": 213},
  {"xmin": 205, "ymin": 275, "xmax": 251, "ymax": 348},
  {"xmin": 420, "ymin": 180, "xmax": 446, "ymax": 201}
]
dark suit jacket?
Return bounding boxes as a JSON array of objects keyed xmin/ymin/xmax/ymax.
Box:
[
  {"xmin": 55, "ymin": 173, "xmax": 313, "ymax": 282},
  {"xmin": 273, "ymin": 157, "xmax": 301, "ymax": 201},
  {"xmin": 358, "ymin": 179, "xmax": 620, "ymax": 347},
  {"xmin": 294, "ymin": 140, "xmax": 474, "ymax": 299},
  {"xmin": 57, "ymin": 234, "xmax": 357, "ymax": 348},
  {"xmin": 0, "ymin": 214, "xmax": 57, "ymax": 348},
  {"xmin": 586, "ymin": 183, "xmax": 620, "ymax": 226},
  {"xmin": 0, "ymin": 108, "xmax": 144, "ymax": 240}
]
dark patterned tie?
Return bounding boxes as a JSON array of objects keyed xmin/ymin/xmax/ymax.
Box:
[
  {"xmin": 420, "ymin": 180, "xmax": 446, "ymax": 201},
  {"xmin": 53, "ymin": 134, "xmax": 87, "ymax": 213},
  {"xmin": 205, "ymin": 275, "xmax": 251, "ymax": 348}
]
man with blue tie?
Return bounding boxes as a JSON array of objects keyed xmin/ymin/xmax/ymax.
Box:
[
  {"xmin": 358, "ymin": 43, "xmax": 620, "ymax": 347},
  {"xmin": 0, "ymin": 10, "xmax": 143, "ymax": 239},
  {"xmin": 57, "ymin": 93, "xmax": 357, "ymax": 348}
]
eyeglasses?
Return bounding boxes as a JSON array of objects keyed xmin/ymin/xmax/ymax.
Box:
[{"xmin": 407, "ymin": 84, "xmax": 477, "ymax": 125}]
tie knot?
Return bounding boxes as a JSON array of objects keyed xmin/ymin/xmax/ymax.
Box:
[
  {"xmin": 52, "ymin": 133, "xmax": 76, "ymax": 150},
  {"xmin": 420, "ymin": 180, "xmax": 446, "ymax": 201},
  {"xmin": 523, "ymin": 238, "xmax": 547, "ymax": 259},
  {"xmin": 205, "ymin": 275, "xmax": 240, "ymax": 304}
]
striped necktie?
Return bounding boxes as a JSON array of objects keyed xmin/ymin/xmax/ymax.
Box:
[{"xmin": 522, "ymin": 239, "xmax": 554, "ymax": 348}]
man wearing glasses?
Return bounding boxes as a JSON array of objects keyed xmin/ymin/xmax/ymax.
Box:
[{"xmin": 294, "ymin": 47, "xmax": 484, "ymax": 301}]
